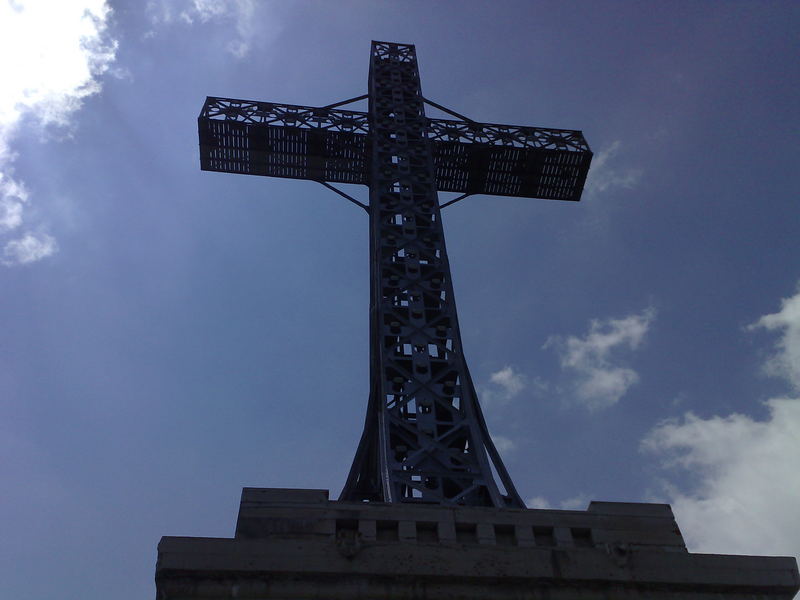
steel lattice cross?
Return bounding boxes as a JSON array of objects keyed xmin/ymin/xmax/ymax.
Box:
[{"xmin": 198, "ymin": 41, "xmax": 592, "ymax": 507}]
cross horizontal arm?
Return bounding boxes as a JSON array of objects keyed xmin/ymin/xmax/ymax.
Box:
[
  {"xmin": 199, "ymin": 97, "xmax": 369, "ymax": 186},
  {"xmin": 199, "ymin": 96, "xmax": 593, "ymax": 201}
]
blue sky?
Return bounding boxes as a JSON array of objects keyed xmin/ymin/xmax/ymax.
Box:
[{"xmin": 1, "ymin": 1, "xmax": 798, "ymax": 598}]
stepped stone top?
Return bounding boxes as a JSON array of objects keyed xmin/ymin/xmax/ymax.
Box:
[{"xmin": 156, "ymin": 487, "xmax": 800, "ymax": 600}]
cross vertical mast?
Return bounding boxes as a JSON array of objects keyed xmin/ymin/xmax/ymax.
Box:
[{"xmin": 340, "ymin": 41, "xmax": 524, "ymax": 507}]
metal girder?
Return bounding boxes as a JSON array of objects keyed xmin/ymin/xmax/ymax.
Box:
[{"xmin": 199, "ymin": 98, "xmax": 591, "ymax": 201}]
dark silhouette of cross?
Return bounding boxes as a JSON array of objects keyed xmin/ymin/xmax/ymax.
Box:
[{"xmin": 198, "ymin": 41, "xmax": 592, "ymax": 507}]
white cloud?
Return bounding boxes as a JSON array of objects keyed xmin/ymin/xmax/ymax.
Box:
[
  {"xmin": 3, "ymin": 232, "xmax": 58, "ymax": 266},
  {"xmin": 546, "ymin": 308, "xmax": 655, "ymax": 409},
  {"xmin": 0, "ymin": 1, "xmax": 117, "ymax": 138},
  {"xmin": 491, "ymin": 366, "xmax": 526, "ymax": 397},
  {"xmin": 0, "ymin": 175, "xmax": 28, "ymax": 231},
  {"xmin": 643, "ymin": 285, "xmax": 800, "ymax": 558},
  {"xmin": 480, "ymin": 365, "xmax": 528, "ymax": 406},
  {"xmin": 526, "ymin": 495, "xmax": 551, "ymax": 509},
  {"xmin": 585, "ymin": 140, "xmax": 642, "ymax": 196},
  {"xmin": 527, "ymin": 493, "xmax": 590, "ymax": 510},
  {"xmin": 491, "ymin": 434, "xmax": 515, "ymax": 454},
  {"xmin": 643, "ymin": 399, "xmax": 800, "ymax": 557},
  {"xmin": 0, "ymin": 0, "xmax": 117, "ymax": 266},
  {"xmin": 559, "ymin": 494, "xmax": 591, "ymax": 510},
  {"xmin": 748, "ymin": 285, "xmax": 800, "ymax": 391},
  {"xmin": 146, "ymin": 0, "xmax": 262, "ymax": 58}
]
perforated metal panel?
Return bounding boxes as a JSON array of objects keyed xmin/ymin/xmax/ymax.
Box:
[{"xmin": 199, "ymin": 99, "xmax": 591, "ymax": 200}]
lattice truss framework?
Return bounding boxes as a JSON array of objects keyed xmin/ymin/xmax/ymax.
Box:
[
  {"xmin": 336, "ymin": 42, "xmax": 527, "ymax": 507},
  {"xmin": 199, "ymin": 93, "xmax": 591, "ymax": 200},
  {"xmin": 198, "ymin": 41, "xmax": 593, "ymax": 507}
]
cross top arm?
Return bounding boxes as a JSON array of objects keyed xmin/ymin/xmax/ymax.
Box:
[{"xmin": 199, "ymin": 96, "xmax": 593, "ymax": 202}]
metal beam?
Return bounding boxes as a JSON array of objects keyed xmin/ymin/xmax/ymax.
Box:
[
  {"xmin": 422, "ymin": 97, "xmax": 476, "ymax": 123},
  {"xmin": 322, "ymin": 94, "xmax": 369, "ymax": 110},
  {"xmin": 317, "ymin": 181, "xmax": 369, "ymax": 212}
]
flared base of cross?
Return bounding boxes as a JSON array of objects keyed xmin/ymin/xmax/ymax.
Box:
[{"xmin": 155, "ymin": 487, "xmax": 799, "ymax": 599}]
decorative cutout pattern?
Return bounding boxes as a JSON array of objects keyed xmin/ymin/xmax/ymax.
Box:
[{"xmin": 199, "ymin": 96, "xmax": 591, "ymax": 200}]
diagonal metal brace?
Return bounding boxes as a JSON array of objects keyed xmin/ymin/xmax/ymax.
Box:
[
  {"xmin": 439, "ymin": 193, "xmax": 471, "ymax": 209},
  {"xmin": 422, "ymin": 97, "xmax": 476, "ymax": 123},
  {"xmin": 322, "ymin": 94, "xmax": 369, "ymax": 110},
  {"xmin": 317, "ymin": 181, "xmax": 369, "ymax": 212}
]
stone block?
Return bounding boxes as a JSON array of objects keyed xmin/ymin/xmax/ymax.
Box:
[{"xmin": 156, "ymin": 488, "xmax": 800, "ymax": 600}]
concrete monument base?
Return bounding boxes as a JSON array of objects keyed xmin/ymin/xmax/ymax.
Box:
[{"xmin": 156, "ymin": 488, "xmax": 799, "ymax": 599}]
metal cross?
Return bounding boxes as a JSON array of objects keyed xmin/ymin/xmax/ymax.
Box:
[{"xmin": 198, "ymin": 41, "xmax": 592, "ymax": 507}]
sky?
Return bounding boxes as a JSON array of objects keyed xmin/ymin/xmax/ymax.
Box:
[{"xmin": 0, "ymin": 1, "xmax": 798, "ymax": 598}]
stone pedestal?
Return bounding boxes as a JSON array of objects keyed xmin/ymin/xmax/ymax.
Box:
[{"xmin": 156, "ymin": 488, "xmax": 799, "ymax": 599}]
